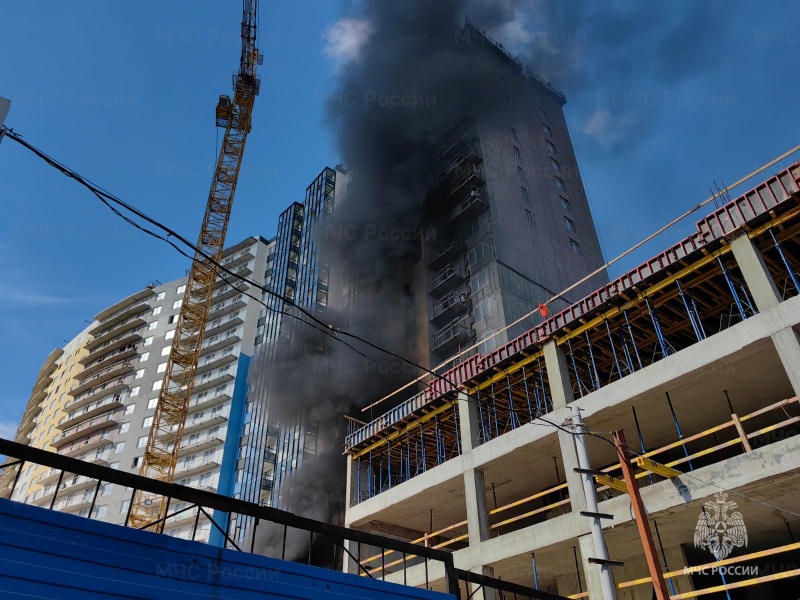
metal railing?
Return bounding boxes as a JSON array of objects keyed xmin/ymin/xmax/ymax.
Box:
[{"xmin": 0, "ymin": 438, "xmax": 567, "ymax": 599}]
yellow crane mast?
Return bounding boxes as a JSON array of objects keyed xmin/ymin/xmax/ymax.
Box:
[{"xmin": 129, "ymin": 0, "xmax": 261, "ymax": 531}]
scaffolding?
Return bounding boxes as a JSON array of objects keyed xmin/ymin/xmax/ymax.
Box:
[{"xmin": 345, "ymin": 162, "xmax": 800, "ymax": 504}]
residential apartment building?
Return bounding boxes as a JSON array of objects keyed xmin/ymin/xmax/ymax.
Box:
[
  {"xmin": 1, "ymin": 236, "xmax": 273, "ymax": 544},
  {"xmin": 233, "ymin": 167, "xmax": 345, "ymax": 530}
]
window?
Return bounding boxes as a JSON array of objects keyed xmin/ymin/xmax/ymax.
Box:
[
  {"xmin": 466, "ymin": 243, "xmax": 486, "ymax": 266},
  {"xmin": 168, "ymin": 315, "xmax": 176, "ymax": 324},
  {"xmin": 156, "ymin": 291, "xmax": 166, "ymax": 301},
  {"xmin": 165, "ymin": 330, "xmax": 175, "ymax": 340},
  {"xmin": 470, "ymin": 268, "xmax": 490, "ymax": 294},
  {"xmin": 513, "ymin": 146, "xmax": 521, "ymax": 160},
  {"xmin": 120, "ymin": 500, "xmax": 131, "ymax": 514},
  {"xmin": 543, "ymin": 123, "xmax": 552, "ymax": 136},
  {"xmin": 551, "ymin": 158, "xmax": 561, "ymax": 172},
  {"xmin": 555, "ymin": 177, "xmax": 566, "ymax": 191},
  {"xmin": 114, "ymin": 442, "xmax": 125, "ymax": 454},
  {"xmin": 510, "ymin": 126, "xmax": 517, "ymax": 140},
  {"xmin": 564, "ymin": 217, "xmax": 576, "ymax": 232},
  {"xmin": 540, "ymin": 108, "xmax": 548, "ymax": 121},
  {"xmin": 148, "ymin": 398, "xmax": 158, "ymax": 409},
  {"xmin": 139, "ymin": 353, "xmax": 149, "ymax": 363},
  {"xmin": 152, "ymin": 380, "xmax": 162, "ymax": 391},
  {"xmin": 152, "ymin": 306, "xmax": 162, "ymax": 316},
  {"xmin": 547, "ymin": 141, "xmax": 557, "ymax": 155},
  {"xmin": 144, "ymin": 336, "xmax": 153, "ymax": 346},
  {"xmin": 473, "ymin": 298, "xmax": 492, "ymax": 323},
  {"xmin": 560, "ymin": 196, "xmax": 570, "ymax": 211},
  {"xmin": 135, "ymin": 369, "xmax": 144, "ymax": 379},
  {"xmin": 521, "ymin": 187, "xmax": 529, "ymax": 203},
  {"xmin": 147, "ymin": 322, "xmax": 157, "ymax": 331},
  {"xmin": 172, "ymin": 299, "xmax": 183, "ymax": 310},
  {"xmin": 119, "ymin": 422, "xmax": 130, "ymax": 434},
  {"xmin": 517, "ymin": 166, "xmax": 525, "ymax": 183},
  {"xmin": 143, "ymin": 416, "xmax": 153, "ymax": 428},
  {"xmin": 125, "ymin": 404, "xmax": 135, "ymax": 415},
  {"xmin": 129, "ymin": 386, "xmax": 140, "ymax": 397},
  {"xmin": 570, "ymin": 239, "xmax": 582, "ymax": 255},
  {"xmin": 464, "ymin": 218, "xmax": 481, "ymax": 239},
  {"xmin": 137, "ymin": 436, "xmax": 148, "ymax": 449},
  {"xmin": 161, "ymin": 346, "xmax": 171, "ymax": 356},
  {"xmin": 176, "ymin": 285, "xmax": 186, "ymax": 295},
  {"xmin": 109, "ymin": 462, "xmax": 119, "ymax": 470},
  {"xmin": 525, "ymin": 210, "xmax": 533, "ymax": 224},
  {"xmin": 157, "ymin": 362, "xmax": 167, "ymax": 374},
  {"xmin": 131, "ymin": 456, "xmax": 140, "ymax": 468},
  {"xmin": 93, "ymin": 505, "xmax": 108, "ymax": 519},
  {"xmin": 100, "ymin": 483, "xmax": 112, "ymax": 496}
]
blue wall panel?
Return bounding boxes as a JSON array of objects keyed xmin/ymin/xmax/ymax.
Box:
[{"xmin": 0, "ymin": 498, "xmax": 451, "ymax": 600}]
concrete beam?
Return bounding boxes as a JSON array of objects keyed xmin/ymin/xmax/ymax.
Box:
[{"xmin": 730, "ymin": 234, "xmax": 781, "ymax": 311}]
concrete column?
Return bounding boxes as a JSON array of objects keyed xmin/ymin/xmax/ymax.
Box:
[
  {"xmin": 464, "ymin": 467, "xmax": 491, "ymax": 546},
  {"xmin": 771, "ymin": 327, "xmax": 800, "ymax": 399},
  {"xmin": 730, "ymin": 234, "xmax": 781, "ymax": 311},
  {"xmin": 544, "ymin": 340, "xmax": 575, "ymax": 409},
  {"xmin": 578, "ymin": 534, "xmax": 605, "ymax": 599},
  {"xmin": 457, "ymin": 391, "xmax": 481, "ymax": 452},
  {"xmin": 343, "ymin": 457, "xmax": 357, "ymax": 574}
]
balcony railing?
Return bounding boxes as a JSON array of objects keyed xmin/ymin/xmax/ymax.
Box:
[
  {"xmin": 54, "ymin": 411, "xmax": 121, "ymax": 448},
  {"xmin": 432, "ymin": 265, "xmax": 464, "ymax": 293},
  {"xmin": 432, "ymin": 290, "xmax": 469, "ymax": 323},
  {"xmin": 433, "ymin": 316, "xmax": 473, "ymax": 352}
]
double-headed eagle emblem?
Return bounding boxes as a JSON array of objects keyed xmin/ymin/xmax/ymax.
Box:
[{"xmin": 694, "ymin": 492, "xmax": 748, "ymax": 560}]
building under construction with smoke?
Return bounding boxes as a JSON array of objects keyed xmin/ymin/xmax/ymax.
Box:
[{"xmin": 342, "ymin": 162, "xmax": 800, "ymax": 598}]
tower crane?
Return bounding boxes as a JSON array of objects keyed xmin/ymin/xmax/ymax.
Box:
[{"xmin": 129, "ymin": 0, "xmax": 261, "ymax": 531}]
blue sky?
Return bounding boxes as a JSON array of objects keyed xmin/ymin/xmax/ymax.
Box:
[{"xmin": 0, "ymin": 1, "xmax": 798, "ymax": 435}]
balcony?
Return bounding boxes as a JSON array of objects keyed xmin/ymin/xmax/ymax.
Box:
[
  {"xmin": 39, "ymin": 474, "xmax": 98, "ymax": 506},
  {"xmin": 37, "ymin": 468, "xmax": 63, "ymax": 488},
  {"xmin": 208, "ymin": 299, "xmax": 246, "ymax": 322},
  {"xmin": 188, "ymin": 392, "xmax": 231, "ymax": 415},
  {"xmin": 441, "ymin": 190, "xmax": 488, "ymax": 230},
  {"xmin": 214, "ymin": 265, "xmax": 252, "ymax": 289},
  {"xmin": 181, "ymin": 435, "xmax": 224, "ymax": 455},
  {"xmin": 428, "ymin": 242, "xmax": 462, "ymax": 271},
  {"xmin": 195, "ymin": 353, "xmax": 237, "ymax": 376},
  {"xmin": 192, "ymin": 373, "xmax": 235, "ymax": 395},
  {"xmin": 433, "ymin": 316, "xmax": 473, "ymax": 354},
  {"xmin": 431, "ymin": 290, "xmax": 470, "ymax": 324},
  {"xmin": 204, "ymin": 317, "xmax": 243, "ymax": 339},
  {"xmin": 89, "ymin": 298, "xmax": 152, "ymax": 337},
  {"xmin": 432, "ymin": 265, "xmax": 464, "ymax": 294},
  {"xmin": 81, "ymin": 328, "xmax": 143, "ymax": 363},
  {"xmin": 212, "ymin": 282, "xmax": 250, "ymax": 305},
  {"xmin": 220, "ymin": 249, "xmax": 254, "ymax": 270},
  {"xmin": 201, "ymin": 334, "xmax": 241, "ymax": 355},
  {"xmin": 431, "ymin": 166, "xmax": 485, "ymax": 212},
  {"xmin": 30, "ymin": 374, "xmax": 53, "ymax": 398},
  {"xmin": 67, "ymin": 378, "xmax": 130, "ymax": 413},
  {"xmin": 53, "ymin": 411, "xmax": 121, "ymax": 448},
  {"xmin": 175, "ymin": 460, "xmax": 220, "ymax": 478},
  {"xmin": 58, "ymin": 432, "xmax": 114, "ymax": 458},
  {"xmin": 59, "ymin": 396, "xmax": 124, "ymax": 431},
  {"xmin": 53, "ymin": 494, "xmax": 94, "ymax": 515},
  {"xmin": 70, "ymin": 362, "xmax": 134, "ymax": 397},
  {"xmin": 85, "ymin": 322, "xmax": 146, "ymax": 352},
  {"xmin": 159, "ymin": 413, "xmax": 228, "ymax": 439},
  {"xmin": 79, "ymin": 344, "xmax": 138, "ymax": 379},
  {"xmin": 429, "ymin": 143, "xmax": 482, "ymax": 190}
]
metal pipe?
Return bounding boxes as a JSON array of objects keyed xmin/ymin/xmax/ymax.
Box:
[
  {"xmin": 537, "ymin": 356, "xmax": 549, "ymax": 411},
  {"xmin": 717, "ymin": 257, "xmax": 746, "ymax": 321},
  {"xmin": 506, "ymin": 373, "xmax": 519, "ymax": 429},
  {"xmin": 646, "ymin": 298, "xmax": 670, "ymax": 358},
  {"xmin": 666, "ymin": 392, "xmax": 693, "ymax": 471},
  {"xmin": 566, "ymin": 338, "xmax": 585, "ymax": 397},
  {"xmin": 677, "ymin": 280, "xmax": 703, "ymax": 342},
  {"xmin": 632, "ymin": 406, "xmax": 653, "ymax": 486},
  {"xmin": 653, "ymin": 520, "xmax": 677, "ymax": 596},
  {"xmin": 521, "ymin": 365, "xmax": 534, "ymax": 421},
  {"xmin": 572, "ymin": 546, "xmax": 583, "ymax": 594},
  {"xmin": 770, "ymin": 228, "xmax": 800, "ymax": 294},
  {"xmin": 572, "ymin": 406, "xmax": 618, "ymax": 599},
  {"xmin": 490, "ymin": 384, "xmax": 499, "ymax": 438},
  {"xmin": 584, "ymin": 331, "xmax": 601, "ymax": 390},
  {"xmin": 624, "ymin": 309, "xmax": 643, "ymax": 369},
  {"xmin": 605, "ymin": 320, "xmax": 623, "ymax": 379},
  {"xmin": 531, "ymin": 553, "xmax": 539, "ymax": 589}
]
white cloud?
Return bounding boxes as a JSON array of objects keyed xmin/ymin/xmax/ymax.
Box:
[
  {"xmin": 0, "ymin": 421, "xmax": 16, "ymax": 440},
  {"xmin": 580, "ymin": 108, "xmax": 635, "ymax": 145},
  {"xmin": 0, "ymin": 285, "xmax": 72, "ymax": 307},
  {"xmin": 322, "ymin": 18, "xmax": 372, "ymax": 67}
]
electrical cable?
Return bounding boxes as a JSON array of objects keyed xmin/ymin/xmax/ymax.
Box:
[{"xmin": 10, "ymin": 129, "xmax": 800, "ymax": 525}]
